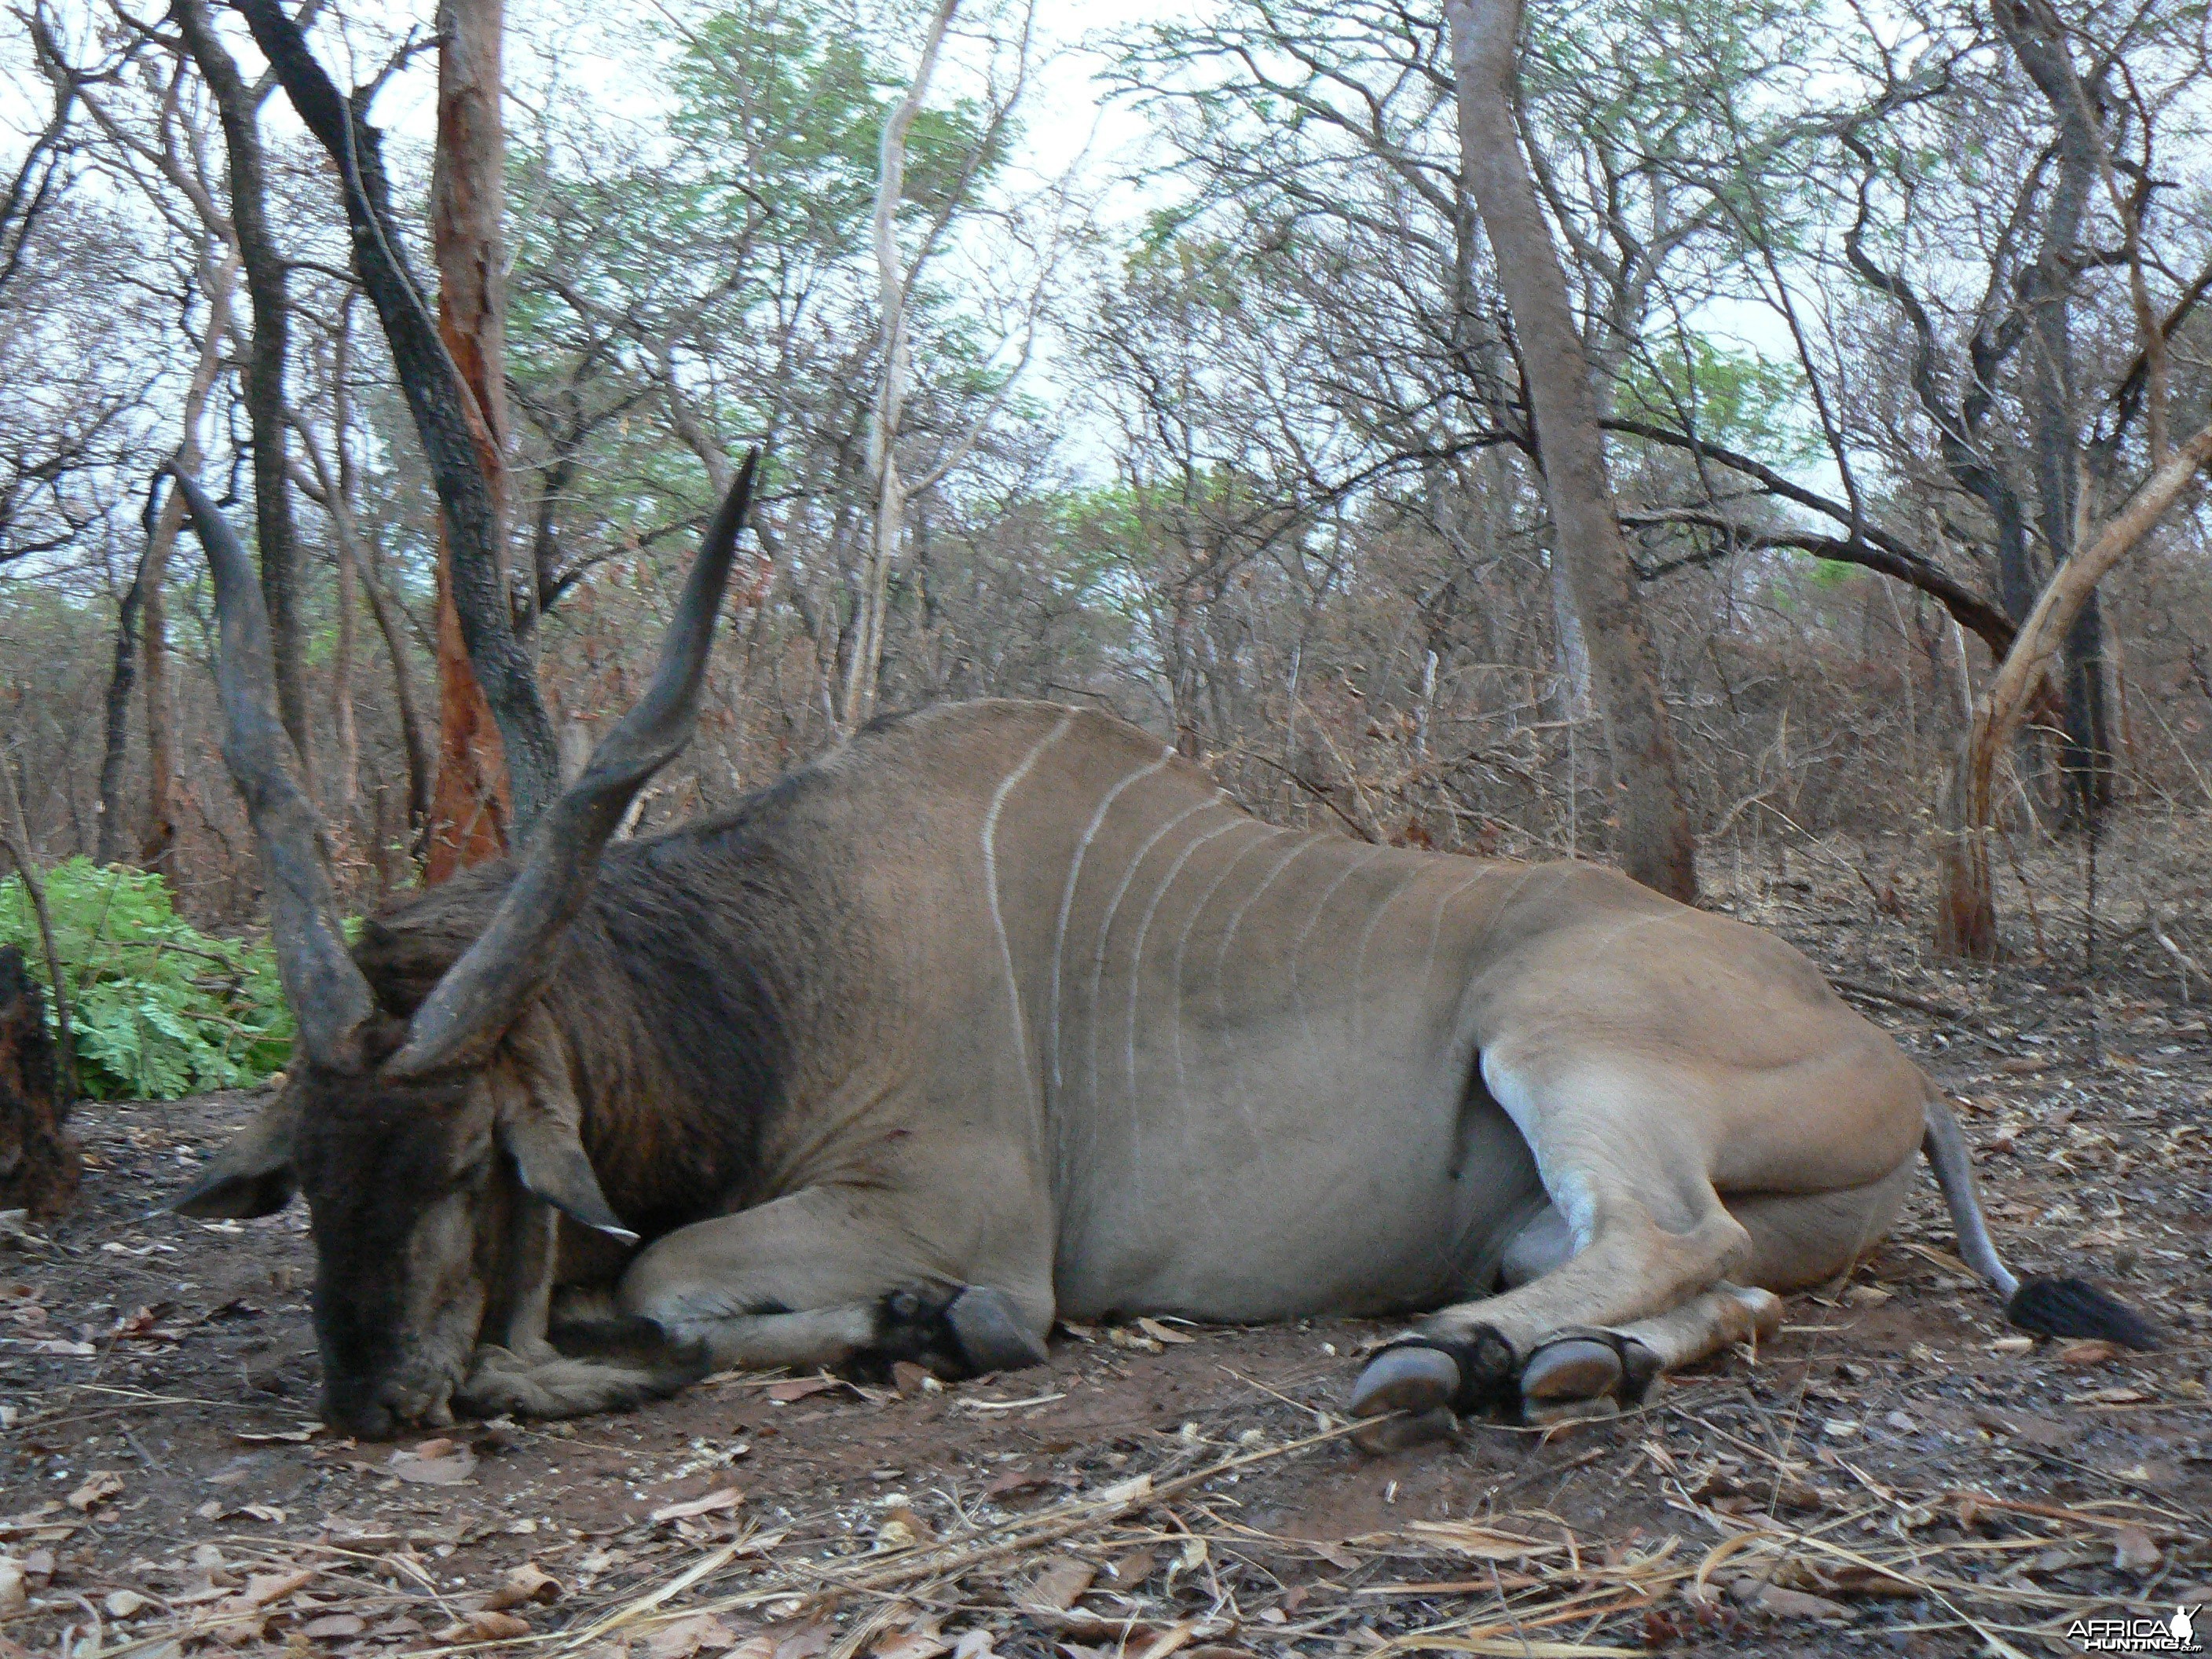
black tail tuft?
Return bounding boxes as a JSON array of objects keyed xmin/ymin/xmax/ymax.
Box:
[{"xmin": 2006, "ymin": 1276, "xmax": 2161, "ymax": 1350}]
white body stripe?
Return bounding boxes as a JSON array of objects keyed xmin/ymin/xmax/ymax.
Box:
[
  {"xmin": 1165, "ymin": 821, "xmax": 1274, "ymax": 1139},
  {"xmin": 1047, "ymin": 748, "xmax": 1175, "ymax": 1094},
  {"xmin": 1351, "ymin": 865, "xmax": 1430, "ymax": 1046},
  {"xmin": 1082, "ymin": 797, "xmax": 1219, "ymax": 1112},
  {"xmin": 1286, "ymin": 848, "xmax": 1381, "ymax": 1051},
  {"xmin": 981, "ymin": 713, "xmax": 1073, "ymax": 1101},
  {"xmin": 1122, "ymin": 816, "xmax": 1248, "ymax": 1129}
]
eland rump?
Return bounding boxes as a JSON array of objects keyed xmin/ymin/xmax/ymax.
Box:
[{"xmin": 174, "ymin": 466, "xmax": 2153, "ymax": 1443}]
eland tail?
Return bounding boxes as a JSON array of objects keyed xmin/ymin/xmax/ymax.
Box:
[{"xmin": 1921, "ymin": 1093, "xmax": 2159, "ymax": 1349}]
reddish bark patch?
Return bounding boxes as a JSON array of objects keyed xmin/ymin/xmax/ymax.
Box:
[{"xmin": 0, "ymin": 944, "xmax": 78, "ymax": 1218}]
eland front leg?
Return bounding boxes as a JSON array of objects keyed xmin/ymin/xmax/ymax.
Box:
[{"xmin": 616, "ymin": 1185, "xmax": 1054, "ymax": 1379}]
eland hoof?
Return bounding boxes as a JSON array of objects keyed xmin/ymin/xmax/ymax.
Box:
[
  {"xmin": 1349, "ymin": 1344, "xmax": 1463, "ymax": 1452},
  {"xmin": 1353, "ymin": 1404, "xmax": 1459, "ymax": 1453},
  {"xmin": 1351, "ymin": 1343, "xmax": 1462, "ymax": 1416},
  {"xmin": 1519, "ymin": 1336, "xmax": 1622, "ymax": 1403},
  {"xmin": 947, "ymin": 1286, "xmax": 1048, "ymax": 1374},
  {"xmin": 1518, "ymin": 1330, "xmax": 1659, "ymax": 1409}
]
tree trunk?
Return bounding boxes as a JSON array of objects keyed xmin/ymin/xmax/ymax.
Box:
[
  {"xmin": 1547, "ymin": 558, "xmax": 1593, "ymax": 720},
  {"xmin": 2006, "ymin": 5, "xmax": 2111, "ymax": 815},
  {"xmin": 146, "ymin": 244, "xmax": 239, "ymax": 877},
  {"xmin": 236, "ymin": 0, "xmax": 563, "ymax": 835},
  {"xmin": 1443, "ymin": 0, "xmax": 1697, "ymax": 902},
  {"xmin": 0, "ymin": 946, "xmax": 77, "ymax": 1220},
  {"xmin": 141, "ymin": 526, "xmax": 179, "ymax": 876},
  {"xmin": 1936, "ymin": 415, "xmax": 2212, "ymax": 956},
  {"xmin": 297, "ymin": 441, "xmax": 436, "ymax": 851},
  {"xmin": 0, "ymin": 765, "xmax": 71, "ymax": 1110},
  {"xmin": 424, "ymin": 0, "xmax": 516, "ymax": 881},
  {"xmin": 94, "ymin": 558, "xmax": 145, "ymax": 867},
  {"xmin": 306, "ymin": 292, "xmax": 435, "ymax": 851},
  {"xmin": 176, "ymin": 0, "xmax": 309, "ymax": 784},
  {"xmin": 843, "ymin": 0, "xmax": 960, "ymax": 732},
  {"xmin": 333, "ymin": 516, "xmax": 359, "ymax": 828},
  {"xmin": 360, "ymin": 536, "xmax": 435, "ymax": 849}
]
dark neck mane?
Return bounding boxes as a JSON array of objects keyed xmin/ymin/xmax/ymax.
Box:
[{"xmin": 351, "ymin": 791, "xmax": 821, "ymax": 1239}]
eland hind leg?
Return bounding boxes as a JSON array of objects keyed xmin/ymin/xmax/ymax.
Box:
[
  {"xmin": 1351, "ymin": 1046, "xmax": 1779, "ymax": 1445},
  {"xmin": 1351, "ymin": 1066, "xmax": 1919, "ymax": 1447},
  {"xmin": 1512, "ymin": 1170, "xmax": 1914, "ymax": 1412}
]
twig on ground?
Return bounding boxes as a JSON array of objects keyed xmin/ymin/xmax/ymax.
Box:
[{"xmin": 1827, "ymin": 977, "xmax": 1969, "ymax": 1020}]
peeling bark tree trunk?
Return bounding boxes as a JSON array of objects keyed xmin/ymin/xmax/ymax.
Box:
[
  {"xmin": 146, "ymin": 244, "xmax": 238, "ymax": 877},
  {"xmin": 1443, "ymin": 0, "xmax": 1697, "ymax": 902},
  {"xmin": 177, "ymin": 1, "xmax": 309, "ymax": 784},
  {"xmin": 1936, "ymin": 416, "xmax": 2212, "ymax": 957},
  {"xmin": 424, "ymin": 0, "xmax": 515, "ymax": 881}
]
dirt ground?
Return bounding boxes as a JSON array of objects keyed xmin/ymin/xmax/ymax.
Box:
[{"xmin": 2, "ymin": 837, "xmax": 2208, "ymax": 1659}]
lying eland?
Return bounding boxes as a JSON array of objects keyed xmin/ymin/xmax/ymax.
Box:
[{"xmin": 171, "ymin": 466, "xmax": 2153, "ymax": 1442}]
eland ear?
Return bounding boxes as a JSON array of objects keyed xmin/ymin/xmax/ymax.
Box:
[
  {"xmin": 497, "ymin": 1110, "xmax": 636, "ymax": 1244},
  {"xmin": 174, "ymin": 1094, "xmax": 298, "ymax": 1218},
  {"xmin": 495, "ymin": 1005, "xmax": 639, "ymax": 1243}
]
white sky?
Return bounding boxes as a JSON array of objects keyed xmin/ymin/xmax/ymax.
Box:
[{"xmin": 2, "ymin": 0, "xmax": 1850, "ymax": 501}]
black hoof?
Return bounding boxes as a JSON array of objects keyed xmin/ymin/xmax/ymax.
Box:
[
  {"xmin": 1519, "ymin": 1328, "xmax": 1658, "ymax": 1408},
  {"xmin": 1350, "ymin": 1343, "xmax": 1459, "ymax": 1414},
  {"xmin": 1349, "ymin": 1327, "xmax": 1516, "ymax": 1429},
  {"xmin": 1349, "ymin": 1346, "xmax": 1463, "ymax": 1452},
  {"xmin": 881, "ymin": 1284, "xmax": 960, "ymax": 1330},
  {"xmin": 1355, "ymin": 1403, "xmax": 1460, "ymax": 1453},
  {"xmin": 1519, "ymin": 1335, "xmax": 1620, "ymax": 1402},
  {"xmin": 873, "ymin": 1283, "xmax": 1046, "ymax": 1377},
  {"xmin": 946, "ymin": 1286, "xmax": 1049, "ymax": 1373},
  {"xmin": 873, "ymin": 1283, "xmax": 963, "ymax": 1372}
]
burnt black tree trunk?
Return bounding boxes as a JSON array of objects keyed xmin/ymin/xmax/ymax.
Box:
[
  {"xmin": 0, "ymin": 946, "xmax": 77, "ymax": 1219},
  {"xmin": 94, "ymin": 537, "xmax": 148, "ymax": 866},
  {"xmin": 232, "ymin": 0, "xmax": 563, "ymax": 834}
]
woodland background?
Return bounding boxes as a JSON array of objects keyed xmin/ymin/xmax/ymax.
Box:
[
  {"xmin": 1, "ymin": 9, "xmax": 2209, "ymax": 1650},
  {"xmin": 3, "ymin": 0, "xmax": 2211, "ymax": 1024}
]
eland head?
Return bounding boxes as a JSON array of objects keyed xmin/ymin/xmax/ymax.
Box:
[{"xmin": 167, "ymin": 456, "xmax": 756, "ymax": 1437}]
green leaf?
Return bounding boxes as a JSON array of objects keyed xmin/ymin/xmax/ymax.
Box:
[{"xmin": 0, "ymin": 859, "xmax": 297, "ymax": 1101}]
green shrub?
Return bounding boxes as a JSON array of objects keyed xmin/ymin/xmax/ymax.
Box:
[{"xmin": 0, "ymin": 859, "xmax": 295, "ymax": 1099}]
